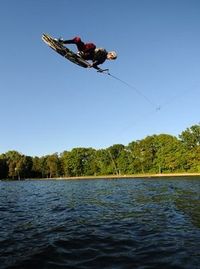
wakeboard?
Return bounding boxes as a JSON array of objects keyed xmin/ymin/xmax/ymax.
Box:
[{"xmin": 42, "ymin": 34, "xmax": 91, "ymax": 68}]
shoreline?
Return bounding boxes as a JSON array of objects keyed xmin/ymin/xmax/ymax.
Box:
[
  {"xmin": 2, "ymin": 173, "xmax": 200, "ymax": 181},
  {"xmin": 52, "ymin": 173, "xmax": 200, "ymax": 180}
]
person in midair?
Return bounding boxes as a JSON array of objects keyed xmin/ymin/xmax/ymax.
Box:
[{"xmin": 59, "ymin": 36, "xmax": 117, "ymax": 71}]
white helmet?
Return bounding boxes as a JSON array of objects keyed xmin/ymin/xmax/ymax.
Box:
[{"xmin": 108, "ymin": 51, "xmax": 117, "ymax": 59}]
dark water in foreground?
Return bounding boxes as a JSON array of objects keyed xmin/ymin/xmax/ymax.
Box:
[{"xmin": 0, "ymin": 177, "xmax": 200, "ymax": 269}]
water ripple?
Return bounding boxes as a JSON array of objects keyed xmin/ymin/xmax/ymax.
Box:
[{"xmin": 0, "ymin": 178, "xmax": 200, "ymax": 269}]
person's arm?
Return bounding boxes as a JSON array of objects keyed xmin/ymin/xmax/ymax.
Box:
[
  {"xmin": 90, "ymin": 60, "xmax": 101, "ymax": 71},
  {"xmin": 89, "ymin": 61, "xmax": 109, "ymax": 73}
]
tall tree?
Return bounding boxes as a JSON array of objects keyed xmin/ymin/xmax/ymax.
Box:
[
  {"xmin": 153, "ymin": 134, "xmax": 186, "ymax": 173},
  {"xmin": 0, "ymin": 155, "xmax": 8, "ymax": 179},
  {"xmin": 179, "ymin": 124, "xmax": 200, "ymax": 149},
  {"xmin": 32, "ymin": 156, "xmax": 43, "ymax": 178},
  {"xmin": 16, "ymin": 155, "xmax": 33, "ymax": 179},
  {"xmin": 46, "ymin": 153, "xmax": 61, "ymax": 178},
  {"xmin": 5, "ymin": 151, "xmax": 23, "ymax": 179},
  {"xmin": 106, "ymin": 144, "xmax": 125, "ymax": 175},
  {"xmin": 95, "ymin": 149, "xmax": 113, "ymax": 175},
  {"xmin": 65, "ymin": 148, "xmax": 98, "ymax": 177}
]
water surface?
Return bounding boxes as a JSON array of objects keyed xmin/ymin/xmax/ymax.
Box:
[{"xmin": 0, "ymin": 177, "xmax": 200, "ymax": 269}]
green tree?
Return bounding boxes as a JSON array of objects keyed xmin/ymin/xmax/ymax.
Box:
[
  {"xmin": 179, "ymin": 124, "xmax": 200, "ymax": 149},
  {"xmin": 17, "ymin": 155, "xmax": 33, "ymax": 179},
  {"xmin": 61, "ymin": 148, "xmax": 97, "ymax": 177},
  {"xmin": 153, "ymin": 134, "xmax": 186, "ymax": 173},
  {"xmin": 184, "ymin": 146, "xmax": 200, "ymax": 172},
  {"xmin": 5, "ymin": 151, "xmax": 33, "ymax": 179},
  {"xmin": 0, "ymin": 154, "xmax": 8, "ymax": 179},
  {"xmin": 46, "ymin": 153, "xmax": 61, "ymax": 178},
  {"xmin": 1, "ymin": 124, "xmax": 200, "ymax": 179},
  {"xmin": 106, "ymin": 144, "xmax": 125, "ymax": 175},
  {"xmin": 81, "ymin": 148, "xmax": 98, "ymax": 176},
  {"xmin": 127, "ymin": 138, "xmax": 157, "ymax": 173},
  {"xmin": 117, "ymin": 149, "xmax": 133, "ymax": 175},
  {"xmin": 32, "ymin": 156, "xmax": 43, "ymax": 178},
  {"xmin": 5, "ymin": 151, "xmax": 23, "ymax": 179},
  {"xmin": 41, "ymin": 156, "xmax": 49, "ymax": 178},
  {"xmin": 95, "ymin": 149, "xmax": 113, "ymax": 175},
  {"xmin": 60, "ymin": 151, "xmax": 72, "ymax": 177}
]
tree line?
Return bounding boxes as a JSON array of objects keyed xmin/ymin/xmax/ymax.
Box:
[{"xmin": 0, "ymin": 124, "xmax": 200, "ymax": 180}]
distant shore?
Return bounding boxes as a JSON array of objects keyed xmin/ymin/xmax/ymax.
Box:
[
  {"xmin": 52, "ymin": 173, "xmax": 200, "ymax": 180},
  {"xmin": 2, "ymin": 173, "xmax": 200, "ymax": 181}
]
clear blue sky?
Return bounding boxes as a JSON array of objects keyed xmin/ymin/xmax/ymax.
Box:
[{"xmin": 1, "ymin": 0, "xmax": 200, "ymax": 156}]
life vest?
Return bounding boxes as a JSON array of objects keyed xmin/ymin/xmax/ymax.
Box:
[{"xmin": 93, "ymin": 48, "xmax": 108, "ymax": 64}]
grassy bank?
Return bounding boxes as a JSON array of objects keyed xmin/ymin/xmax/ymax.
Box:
[{"xmin": 53, "ymin": 173, "xmax": 200, "ymax": 180}]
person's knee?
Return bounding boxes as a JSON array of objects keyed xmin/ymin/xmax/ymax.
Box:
[{"xmin": 73, "ymin": 37, "xmax": 81, "ymax": 43}]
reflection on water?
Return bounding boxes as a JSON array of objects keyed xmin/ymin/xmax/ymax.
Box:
[{"xmin": 0, "ymin": 177, "xmax": 200, "ymax": 269}]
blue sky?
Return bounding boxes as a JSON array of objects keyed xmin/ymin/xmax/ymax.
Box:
[{"xmin": 1, "ymin": 0, "xmax": 200, "ymax": 156}]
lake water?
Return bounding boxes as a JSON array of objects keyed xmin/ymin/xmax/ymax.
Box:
[{"xmin": 0, "ymin": 177, "xmax": 200, "ymax": 269}]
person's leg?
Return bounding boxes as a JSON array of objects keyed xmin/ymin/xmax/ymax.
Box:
[{"xmin": 63, "ymin": 37, "xmax": 85, "ymax": 51}]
